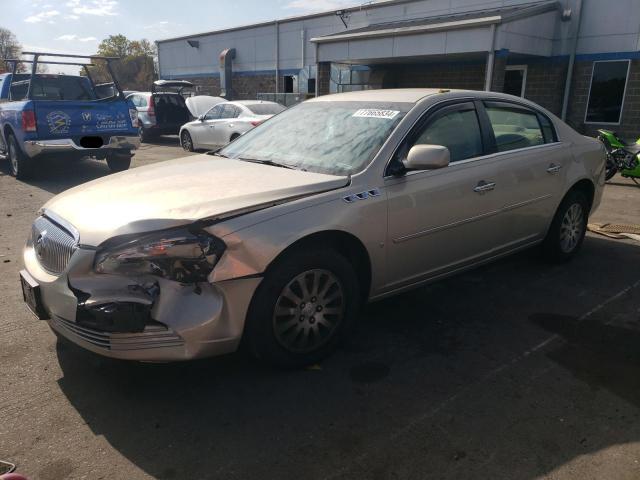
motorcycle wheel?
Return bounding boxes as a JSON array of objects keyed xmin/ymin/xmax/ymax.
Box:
[{"xmin": 605, "ymin": 157, "xmax": 618, "ymax": 181}]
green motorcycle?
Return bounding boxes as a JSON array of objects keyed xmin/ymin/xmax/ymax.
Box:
[{"xmin": 597, "ymin": 129, "xmax": 640, "ymax": 183}]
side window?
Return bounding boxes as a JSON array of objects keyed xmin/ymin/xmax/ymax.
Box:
[
  {"xmin": 407, "ymin": 104, "xmax": 484, "ymax": 163},
  {"xmin": 221, "ymin": 105, "xmax": 238, "ymax": 119},
  {"xmin": 205, "ymin": 104, "xmax": 224, "ymax": 120},
  {"xmin": 138, "ymin": 96, "xmax": 148, "ymax": 107},
  {"xmin": 484, "ymin": 104, "xmax": 545, "ymax": 152}
]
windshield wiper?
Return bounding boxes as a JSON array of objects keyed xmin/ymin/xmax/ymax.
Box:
[{"xmin": 238, "ymin": 157, "xmax": 296, "ymax": 170}]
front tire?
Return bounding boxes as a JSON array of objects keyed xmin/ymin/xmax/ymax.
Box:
[
  {"xmin": 106, "ymin": 152, "xmax": 132, "ymax": 173},
  {"xmin": 7, "ymin": 133, "xmax": 33, "ymax": 179},
  {"xmin": 181, "ymin": 131, "xmax": 194, "ymax": 152},
  {"xmin": 245, "ymin": 249, "xmax": 360, "ymax": 368},
  {"xmin": 542, "ymin": 190, "xmax": 589, "ymax": 262}
]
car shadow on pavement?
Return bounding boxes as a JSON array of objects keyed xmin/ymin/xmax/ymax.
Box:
[
  {"xmin": 1, "ymin": 157, "xmax": 111, "ymax": 195},
  {"xmin": 54, "ymin": 236, "xmax": 640, "ymax": 479}
]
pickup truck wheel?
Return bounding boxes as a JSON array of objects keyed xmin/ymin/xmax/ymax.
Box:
[
  {"xmin": 245, "ymin": 249, "xmax": 360, "ymax": 368},
  {"xmin": 542, "ymin": 190, "xmax": 589, "ymax": 262},
  {"xmin": 106, "ymin": 153, "xmax": 132, "ymax": 173},
  {"xmin": 7, "ymin": 133, "xmax": 33, "ymax": 179}
]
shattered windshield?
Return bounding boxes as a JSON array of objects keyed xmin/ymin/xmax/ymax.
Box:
[{"xmin": 218, "ymin": 101, "xmax": 412, "ymax": 176}]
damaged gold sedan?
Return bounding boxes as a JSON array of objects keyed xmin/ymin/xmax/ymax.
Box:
[{"xmin": 20, "ymin": 89, "xmax": 606, "ymax": 367}]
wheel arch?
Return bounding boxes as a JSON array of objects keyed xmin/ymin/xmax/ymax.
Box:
[
  {"xmin": 567, "ymin": 178, "xmax": 595, "ymax": 211},
  {"xmin": 265, "ymin": 230, "xmax": 373, "ymax": 303}
]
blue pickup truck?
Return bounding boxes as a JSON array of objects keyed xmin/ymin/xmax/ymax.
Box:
[{"xmin": 0, "ymin": 52, "xmax": 140, "ymax": 179}]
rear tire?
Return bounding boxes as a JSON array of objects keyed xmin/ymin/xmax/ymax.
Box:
[
  {"xmin": 245, "ymin": 248, "xmax": 360, "ymax": 368},
  {"xmin": 542, "ymin": 190, "xmax": 589, "ymax": 262},
  {"xmin": 605, "ymin": 156, "xmax": 618, "ymax": 181},
  {"xmin": 106, "ymin": 152, "xmax": 132, "ymax": 173},
  {"xmin": 181, "ymin": 131, "xmax": 194, "ymax": 152},
  {"xmin": 7, "ymin": 133, "xmax": 33, "ymax": 180}
]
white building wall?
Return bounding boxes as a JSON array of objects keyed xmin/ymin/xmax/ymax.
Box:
[{"xmin": 157, "ymin": 0, "xmax": 640, "ymax": 79}]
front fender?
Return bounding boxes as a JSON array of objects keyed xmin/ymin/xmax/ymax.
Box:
[{"xmin": 207, "ymin": 191, "xmax": 388, "ymax": 297}]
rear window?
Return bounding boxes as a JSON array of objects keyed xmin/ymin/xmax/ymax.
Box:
[
  {"xmin": 30, "ymin": 76, "xmax": 95, "ymax": 100},
  {"xmin": 8, "ymin": 74, "xmax": 95, "ymax": 101},
  {"xmin": 246, "ymin": 103, "xmax": 286, "ymax": 115}
]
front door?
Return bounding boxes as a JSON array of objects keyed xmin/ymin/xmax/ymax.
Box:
[{"xmin": 384, "ymin": 101, "xmax": 511, "ymax": 291}]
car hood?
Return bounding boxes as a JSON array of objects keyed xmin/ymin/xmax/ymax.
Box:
[
  {"xmin": 44, "ymin": 155, "xmax": 349, "ymax": 246},
  {"xmin": 185, "ymin": 96, "xmax": 226, "ymax": 117}
]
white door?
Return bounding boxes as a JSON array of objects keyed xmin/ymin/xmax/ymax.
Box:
[{"xmin": 191, "ymin": 104, "xmax": 225, "ymax": 149}]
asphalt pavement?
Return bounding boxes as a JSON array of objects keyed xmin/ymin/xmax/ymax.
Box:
[{"xmin": 1, "ymin": 138, "xmax": 639, "ymax": 480}]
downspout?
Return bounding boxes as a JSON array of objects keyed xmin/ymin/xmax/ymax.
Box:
[
  {"xmin": 275, "ymin": 21, "xmax": 280, "ymax": 95},
  {"xmin": 301, "ymin": 29, "xmax": 305, "ymax": 68},
  {"xmin": 561, "ymin": 0, "xmax": 583, "ymax": 121},
  {"xmin": 315, "ymin": 42, "xmax": 320, "ymax": 97},
  {"xmin": 484, "ymin": 23, "xmax": 497, "ymax": 91}
]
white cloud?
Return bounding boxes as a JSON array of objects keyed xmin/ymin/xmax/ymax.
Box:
[
  {"xmin": 65, "ymin": 14, "xmax": 80, "ymax": 20},
  {"xmin": 71, "ymin": 0, "xmax": 118, "ymax": 16},
  {"xmin": 24, "ymin": 9, "xmax": 61, "ymax": 23},
  {"xmin": 55, "ymin": 34, "xmax": 97, "ymax": 42},
  {"xmin": 285, "ymin": 0, "xmax": 360, "ymax": 13}
]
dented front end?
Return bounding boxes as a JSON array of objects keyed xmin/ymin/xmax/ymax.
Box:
[{"xmin": 23, "ymin": 236, "xmax": 261, "ymax": 362}]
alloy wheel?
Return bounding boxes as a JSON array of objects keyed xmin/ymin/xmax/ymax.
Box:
[
  {"xmin": 181, "ymin": 132, "xmax": 192, "ymax": 151},
  {"xmin": 272, "ymin": 269, "xmax": 345, "ymax": 353},
  {"xmin": 559, "ymin": 203, "xmax": 584, "ymax": 253}
]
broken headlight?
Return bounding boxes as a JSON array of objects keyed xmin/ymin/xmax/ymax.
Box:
[{"xmin": 94, "ymin": 227, "xmax": 226, "ymax": 283}]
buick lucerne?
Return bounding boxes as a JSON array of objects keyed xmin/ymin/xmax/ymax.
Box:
[{"xmin": 20, "ymin": 89, "xmax": 606, "ymax": 367}]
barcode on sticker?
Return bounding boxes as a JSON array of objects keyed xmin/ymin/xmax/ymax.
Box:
[{"xmin": 353, "ymin": 109, "xmax": 400, "ymax": 120}]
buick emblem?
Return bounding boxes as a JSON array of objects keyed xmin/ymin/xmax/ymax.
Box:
[{"xmin": 35, "ymin": 231, "xmax": 46, "ymax": 259}]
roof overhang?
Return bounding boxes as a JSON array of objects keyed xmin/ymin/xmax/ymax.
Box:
[
  {"xmin": 311, "ymin": 15, "xmax": 501, "ymax": 44},
  {"xmin": 310, "ymin": 0, "xmax": 559, "ymax": 45}
]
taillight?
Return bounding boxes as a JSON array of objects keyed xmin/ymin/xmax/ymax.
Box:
[
  {"xmin": 148, "ymin": 98, "xmax": 155, "ymax": 117},
  {"xmin": 129, "ymin": 108, "xmax": 139, "ymax": 128},
  {"xmin": 22, "ymin": 110, "xmax": 37, "ymax": 132},
  {"xmin": 250, "ymin": 120, "xmax": 263, "ymax": 127}
]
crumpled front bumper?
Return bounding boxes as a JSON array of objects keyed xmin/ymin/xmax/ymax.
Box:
[
  {"xmin": 22, "ymin": 136, "xmax": 141, "ymax": 159},
  {"xmin": 23, "ymin": 242, "xmax": 261, "ymax": 362}
]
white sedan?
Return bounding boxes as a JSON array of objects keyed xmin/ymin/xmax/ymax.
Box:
[{"xmin": 179, "ymin": 100, "xmax": 285, "ymax": 151}]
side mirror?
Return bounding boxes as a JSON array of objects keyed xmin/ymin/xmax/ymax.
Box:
[
  {"xmin": 198, "ymin": 115, "xmax": 205, "ymax": 121},
  {"xmin": 403, "ymin": 144, "xmax": 450, "ymax": 171}
]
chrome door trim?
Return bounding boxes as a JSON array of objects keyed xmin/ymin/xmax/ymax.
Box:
[{"xmin": 392, "ymin": 194, "xmax": 553, "ymax": 244}]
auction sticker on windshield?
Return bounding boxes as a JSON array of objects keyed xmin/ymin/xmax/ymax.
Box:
[{"xmin": 352, "ymin": 109, "xmax": 400, "ymax": 120}]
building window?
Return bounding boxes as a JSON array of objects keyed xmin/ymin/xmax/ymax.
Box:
[
  {"xmin": 504, "ymin": 65, "xmax": 527, "ymax": 97},
  {"xmin": 585, "ymin": 60, "xmax": 630, "ymax": 124}
]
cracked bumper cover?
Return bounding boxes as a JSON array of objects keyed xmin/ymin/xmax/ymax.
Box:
[{"xmin": 23, "ymin": 243, "xmax": 261, "ymax": 362}]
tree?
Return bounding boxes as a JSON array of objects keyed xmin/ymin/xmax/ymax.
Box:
[
  {"xmin": 89, "ymin": 34, "xmax": 157, "ymax": 90},
  {"xmin": 0, "ymin": 27, "xmax": 23, "ymax": 73}
]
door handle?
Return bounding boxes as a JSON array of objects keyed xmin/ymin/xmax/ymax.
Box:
[
  {"xmin": 474, "ymin": 181, "xmax": 496, "ymax": 193},
  {"xmin": 547, "ymin": 164, "xmax": 562, "ymax": 174}
]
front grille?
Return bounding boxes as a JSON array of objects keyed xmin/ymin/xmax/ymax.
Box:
[
  {"xmin": 31, "ymin": 216, "xmax": 78, "ymax": 274},
  {"xmin": 51, "ymin": 316, "xmax": 184, "ymax": 351}
]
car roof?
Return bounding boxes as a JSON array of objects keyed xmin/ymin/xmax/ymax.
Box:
[{"xmin": 230, "ymin": 100, "xmax": 280, "ymax": 106}]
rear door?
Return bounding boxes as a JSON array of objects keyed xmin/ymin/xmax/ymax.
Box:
[{"xmin": 479, "ymin": 101, "xmax": 568, "ymax": 243}]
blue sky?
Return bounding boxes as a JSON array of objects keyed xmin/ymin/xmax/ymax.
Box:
[{"xmin": 3, "ymin": 0, "xmax": 363, "ymax": 58}]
